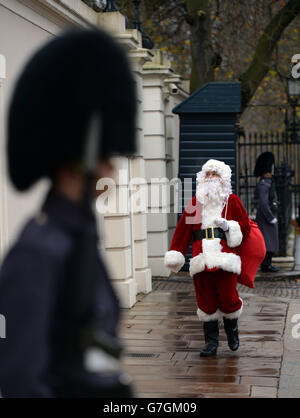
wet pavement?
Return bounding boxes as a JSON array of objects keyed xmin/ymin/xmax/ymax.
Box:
[
  {"xmin": 120, "ymin": 276, "xmax": 300, "ymax": 398},
  {"xmin": 153, "ymin": 275, "xmax": 300, "ymax": 299}
]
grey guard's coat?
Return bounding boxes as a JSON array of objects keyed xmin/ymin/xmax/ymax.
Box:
[{"xmin": 255, "ymin": 178, "xmax": 279, "ymax": 253}]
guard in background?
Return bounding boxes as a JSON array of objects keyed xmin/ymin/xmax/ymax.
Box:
[
  {"xmin": 0, "ymin": 29, "xmax": 136, "ymax": 397},
  {"xmin": 254, "ymin": 152, "xmax": 279, "ymax": 273}
]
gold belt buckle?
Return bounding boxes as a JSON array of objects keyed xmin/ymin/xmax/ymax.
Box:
[{"xmin": 205, "ymin": 226, "xmax": 215, "ymax": 240}]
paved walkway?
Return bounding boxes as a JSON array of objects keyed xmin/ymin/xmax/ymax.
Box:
[{"xmin": 120, "ymin": 277, "xmax": 300, "ymax": 398}]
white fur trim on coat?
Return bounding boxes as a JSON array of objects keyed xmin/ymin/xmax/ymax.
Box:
[
  {"xmin": 221, "ymin": 298, "xmax": 243, "ymax": 319},
  {"xmin": 225, "ymin": 220, "xmax": 242, "ymax": 247},
  {"xmin": 197, "ymin": 307, "xmax": 221, "ymax": 322},
  {"xmin": 164, "ymin": 250, "xmax": 185, "ymax": 273},
  {"xmin": 189, "ymin": 238, "xmax": 241, "ymax": 277},
  {"xmin": 189, "ymin": 253, "xmax": 206, "ymax": 277}
]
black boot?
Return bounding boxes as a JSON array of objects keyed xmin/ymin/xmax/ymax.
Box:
[
  {"xmin": 261, "ymin": 252, "xmax": 279, "ymax": 272},
  {"xmin": 200, "ymin": 320, "xmax": 219, "ymax": 357},
  {"xmin": 223, "ymin": 318, "xmax": 239, "ymax": 351}
]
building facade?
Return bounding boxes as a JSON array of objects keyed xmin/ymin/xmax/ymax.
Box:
[{"xmin": 0, "ymin": 0, "xmax": 188, "ymax": 307}]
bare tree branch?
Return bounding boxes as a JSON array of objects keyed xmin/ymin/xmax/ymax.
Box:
[{"xmin": 239, "ymin": 0, "xmax": 300, "ymax": 110}]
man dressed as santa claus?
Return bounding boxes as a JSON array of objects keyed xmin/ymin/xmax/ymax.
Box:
[{"xmin": 164, "ymin": 159, "xmax": 250, "ymax": 357}]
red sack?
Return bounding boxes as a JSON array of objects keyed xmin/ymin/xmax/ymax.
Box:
[{"xmin": 237, "ymin": 219, "xmax": 266, "ymax": 288}]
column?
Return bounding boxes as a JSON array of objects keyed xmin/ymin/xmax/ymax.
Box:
[
  {"xmin": 100, "ymin": 156, "xmax": 137, "ymax": 308},
  {"xmin": 97, "ymin": 12, "xmax": 152, "ymax": 307},
  {"xmin": 143, "ymin": 51, "xmax": 172, "ymax": 277},
  {"xmin": 0, "ymin": 54, "xmax": 8, "ymax": 260},
  {"xmin": 164, "ymin": 76, "xmax": 188, "ymax": 245},
  {"xmin": 129, "ymin": 46, "xmax": 153, "ymax": 295}
]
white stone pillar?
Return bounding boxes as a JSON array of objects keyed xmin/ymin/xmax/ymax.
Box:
[
  {"xmin": 97, "ymin": 13, "xmax": 152, "ymax": 307},
  {"xmin": 143, "ymin": 51, "xmax": 172, "ymax": 277},
  {"xmin": 0, "ymin": 54, "xmax": 8, "ymax": 260},
  {"xmin": 96, "ymin": 13, "xmax": 136, "ymax": 308},
  {"xmin": 98, "ymin": 11, "xmax": 126, "ymax": 34},
  {"xmin": 129, "ymin": 46, "xmax": 153, "ymax": 295},
  {"xmin": 164, "ymin": 76, "xmax": 188, "ymax": 245},
  {"xmin": 100, "ymin": 156, "xmax": 138, "ymax": 308}
]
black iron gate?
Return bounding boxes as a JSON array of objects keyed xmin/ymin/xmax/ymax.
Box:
[{"xmin": 237, "ymin": 130, "xmax": 299, "ymax": 256}]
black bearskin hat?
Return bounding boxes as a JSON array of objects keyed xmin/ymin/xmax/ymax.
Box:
[
  {"xmin": 254, "ymin": 152, "xmax": 275, "ymax": 177},
  {"xmin": 8, "ymin": 28, "xmax": 136, "ymax": 191}
]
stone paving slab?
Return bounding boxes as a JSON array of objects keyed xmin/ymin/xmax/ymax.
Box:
[
  {"xmin": 278, "ymin": 298, "xmax": 300, "ymax": 398},
  {"xmin": 120, "ymin": 280, "xmax": 292, "ymax": 398}
]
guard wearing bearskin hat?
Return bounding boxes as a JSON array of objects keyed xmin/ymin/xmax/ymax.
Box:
[
  {"xmin": 254, "ymin": 152, "xmax": 279, "ymax": 272},
  {"xmin": 165, "ymin": 159, "xmax": 251, "ymax": 356},
  {"xmin": 0, "ymin": 29, "xmax": 136, "ymax": 397}
]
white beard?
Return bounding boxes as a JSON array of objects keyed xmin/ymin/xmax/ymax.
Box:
[
  {"xmin": 196, "ymin": 178, "xmax": 228, "ymax": 228},
  {"xmin": 201, "ymin": 201, "xmax": 224, "ymax": 228}
]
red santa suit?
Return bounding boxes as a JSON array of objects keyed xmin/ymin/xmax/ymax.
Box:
[{"xmin": 165, "ymin": 160, "xmax": 251, "ymax": 322}]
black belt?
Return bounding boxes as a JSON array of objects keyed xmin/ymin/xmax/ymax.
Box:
[{"xmin": 192, "ymin": 227, "xmax": 226, "ymax": 241}]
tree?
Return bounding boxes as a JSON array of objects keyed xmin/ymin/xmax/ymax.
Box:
[
  {"xmin": 185, "ymin": 0, "xmax": 217, "ymax": 93},
  {"xmin": 91, "ymin": 1, "xmax": 300, "ymax": 124},
  {"xmin": 238, "ymin": 0, "xmax": 300, "ymax": 108},
  {"xmin": 185, "ymin": 0, "xmax": 300, "ymax": 109}
]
